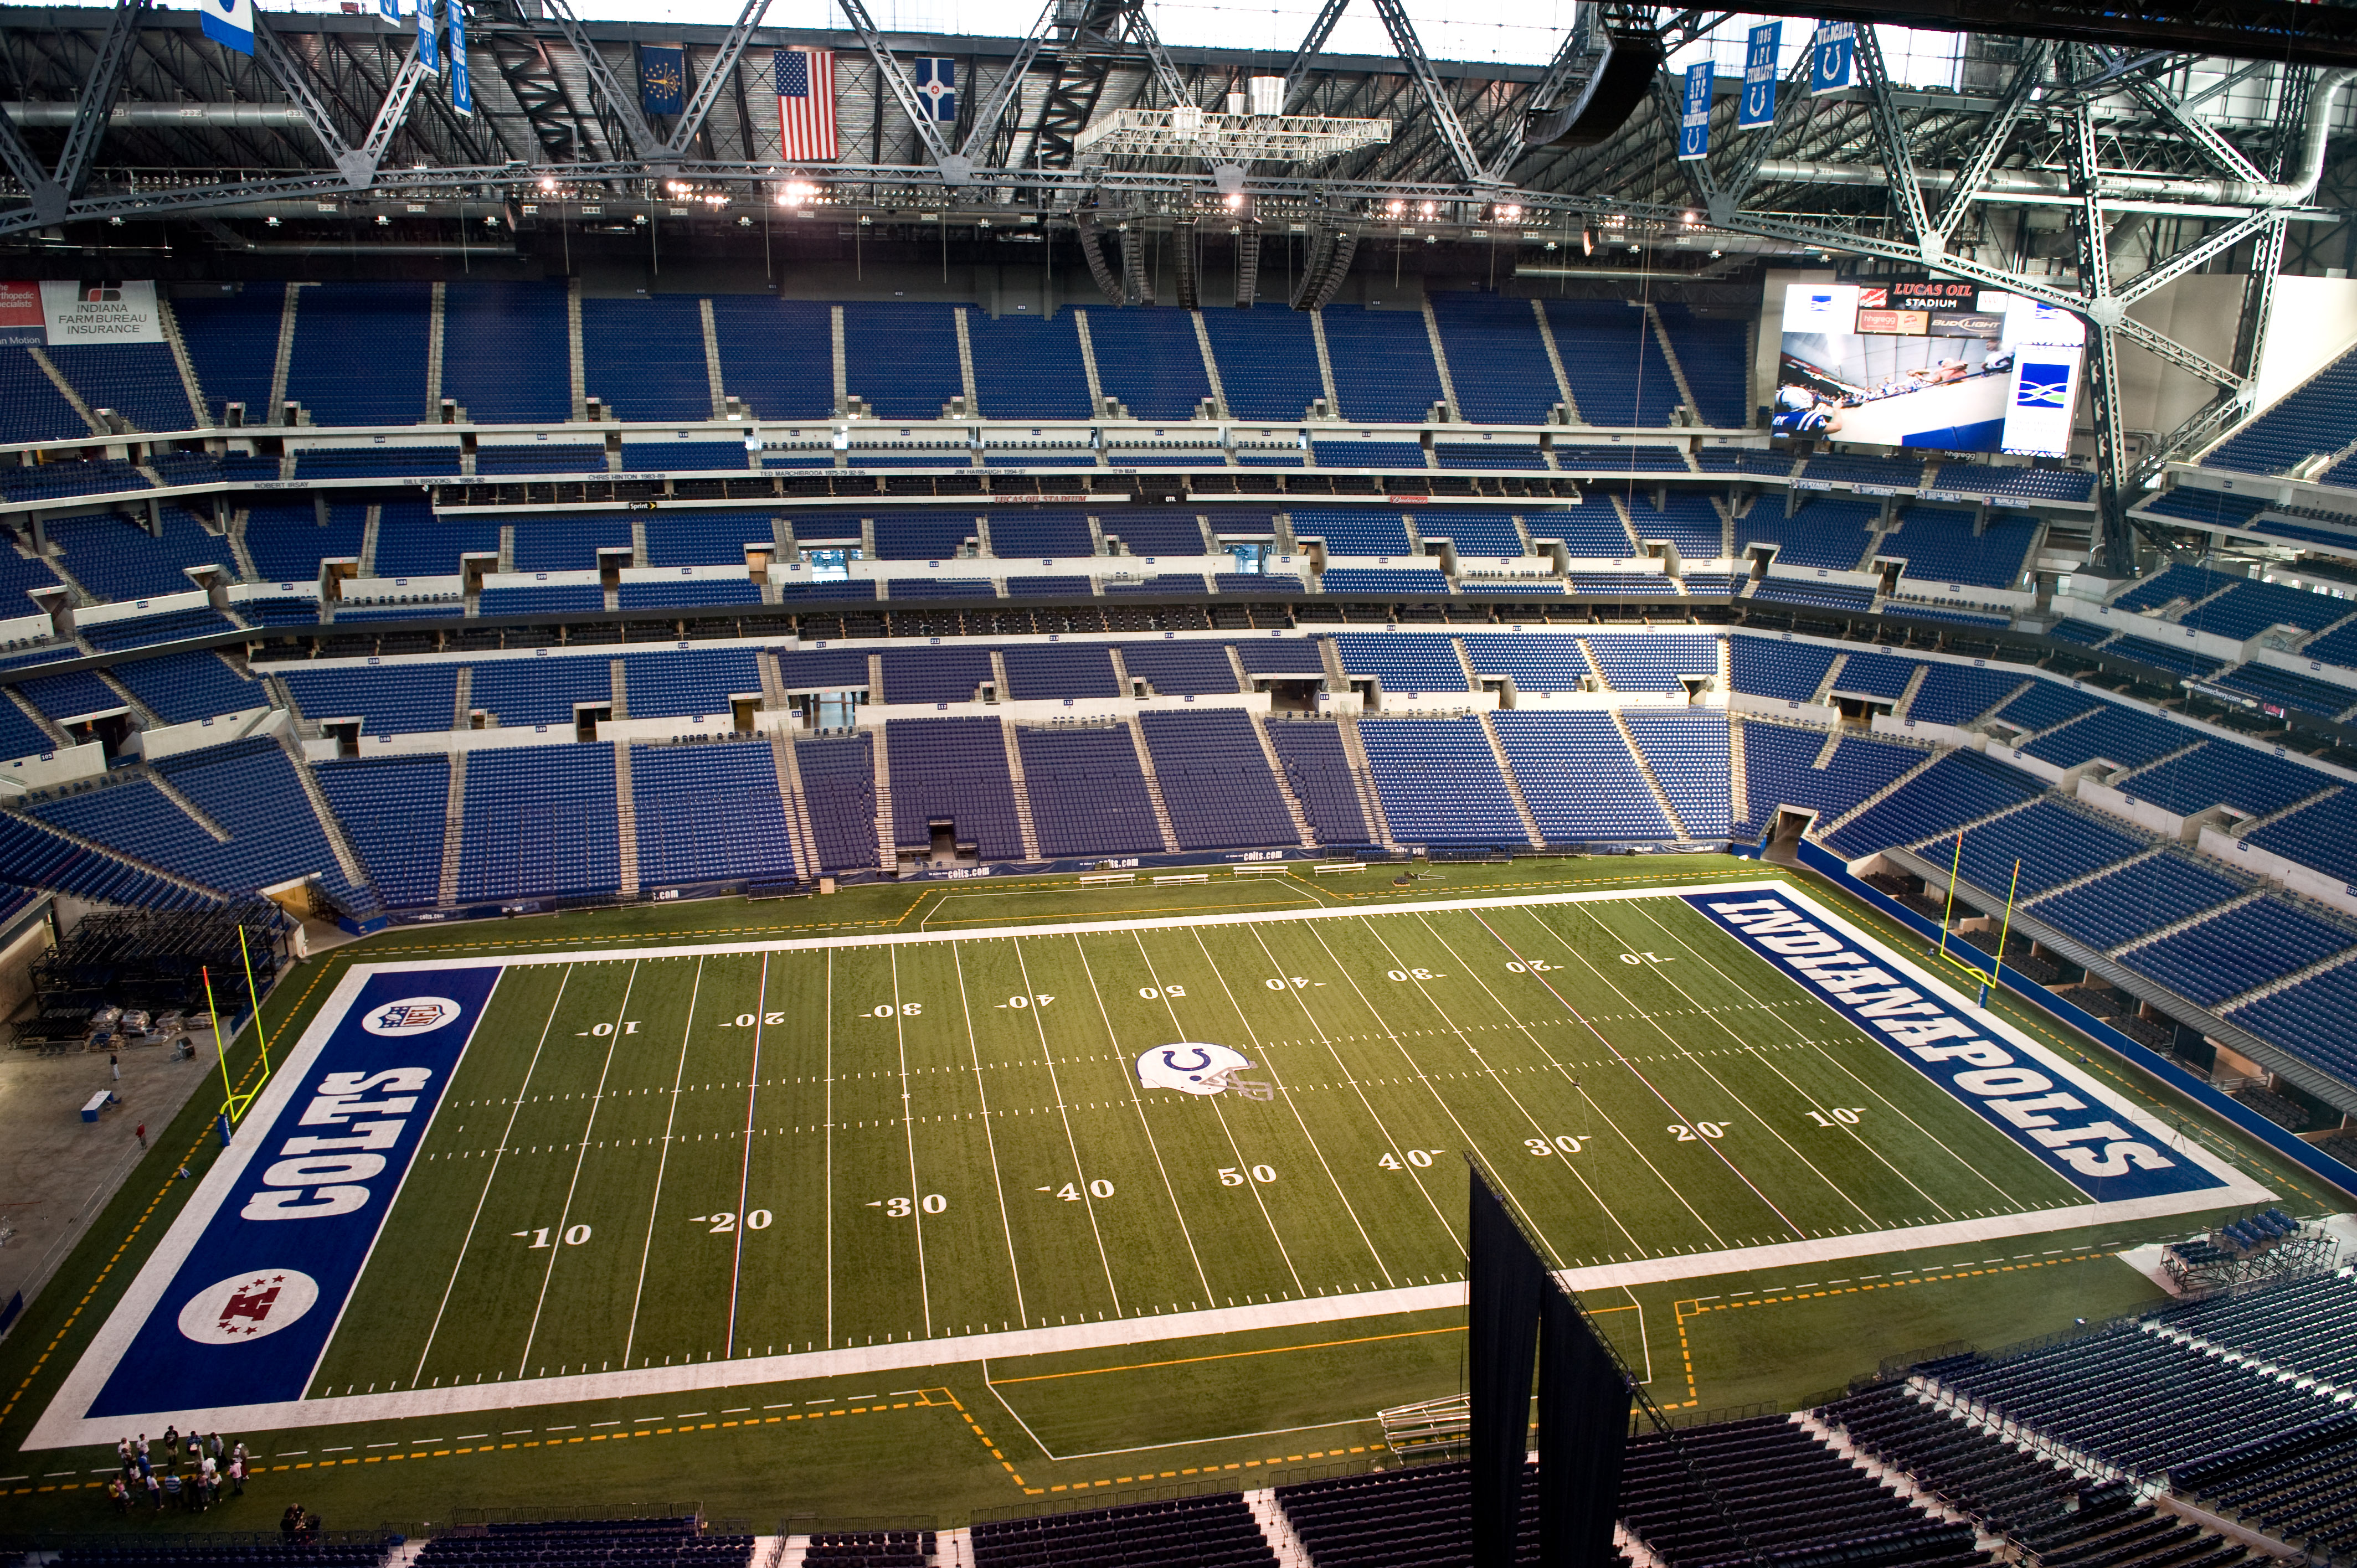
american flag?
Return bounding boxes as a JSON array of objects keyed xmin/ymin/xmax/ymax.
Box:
[{"xmin": 776, "ymin": 48, "xmax": 837, "ymax": 161}]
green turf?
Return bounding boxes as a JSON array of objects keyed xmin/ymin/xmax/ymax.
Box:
[{"xmin": 0, "ymin": 857, "xmax": 2341, "ymax": 1533}]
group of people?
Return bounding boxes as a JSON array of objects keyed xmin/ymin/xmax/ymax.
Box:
[{"xmin": 107, "ymin": 1425, "xmax": 245, "ymax": 1513}]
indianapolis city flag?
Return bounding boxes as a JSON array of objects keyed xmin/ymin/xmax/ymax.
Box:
[
  {"xmin": 913, "ymin": 57, "xmax": 956, "ymax": 121},
  {"xmin": 776, "ymin": 48, "xmax": 838, "ymax": 160}
]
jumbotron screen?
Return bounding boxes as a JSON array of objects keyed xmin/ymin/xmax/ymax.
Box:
[{"xmin": 1773, "ymin": 280, "xmax": 2085, "ymax": 457}]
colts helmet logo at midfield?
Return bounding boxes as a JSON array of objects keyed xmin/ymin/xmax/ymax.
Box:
[
  {"xmin": 362, "ymin": 997, "xmax": 461, "ymax": 1036},
  {"xmin": 1135, "ymin": 1043, "xmax": 1272, "ymax": 1100},
  {"xmin": 176, "ymin": 1269, "xmax": 320, "ymax": 1345}
]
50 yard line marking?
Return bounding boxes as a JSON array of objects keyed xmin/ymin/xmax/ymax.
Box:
[
  {"xmin": 624, "ymin": 958, "xmax": 705, "ymax": 1370},
  {"xmin": 410, "ymin": 964, "xmax": 572, "ymax": 1386},
  {"xmin": 517, "ymin": 961, "xmax": 639, "ymax": 1374}
]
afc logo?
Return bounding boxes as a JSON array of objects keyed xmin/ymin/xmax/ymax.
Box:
[
  {"xmin": 362, "ymin": 996, "xmax": 462, "ymax": 1036},
  {"xmin": 177, "ymin": 1269, "xmax": 320, "ymax": 1345}
]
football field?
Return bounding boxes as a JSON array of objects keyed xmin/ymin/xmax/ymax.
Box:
[{"xmin": 30, "ymin": 879, "xmax": 2266, "ymax": 1450}]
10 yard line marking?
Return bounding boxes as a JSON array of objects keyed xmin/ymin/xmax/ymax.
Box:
[
  {"xmin": 519, "ymin": 960, "xmax": 640, "ymax": 1374},
  {"xmin": 411, "ymin": 964, "xmax": 572, "ymax": 1387},
  {"xmin": 624, "ymin": 958, "xmax": 704, "ymax": 1370}
]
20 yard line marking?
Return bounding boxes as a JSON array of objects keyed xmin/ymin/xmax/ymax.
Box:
[
  {"xmin": 725, "ymin": 955, "xmax": 768, "ymax": 1358},
  {"xmin": 518, "ymin": 961, "xmax": 640, "ymax": 1373},
  {"xmin": 951, "ymin": 941, "xmax": 1030, "ymax": 1328},
  {"xmin": 624, "ymin": 958, "xmax": 705, "ymax": 1370},
  {"xmin": 411, "ymin": 964, "xmax": 574, "ymax": 1387}
]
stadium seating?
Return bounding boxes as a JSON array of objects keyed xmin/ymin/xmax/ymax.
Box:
[
  {"xmin": 1087, "ymin": 307, "xmax": 1211, "ymax": 420},
  {"xmin": 1584, "ymin": 633, "xmax": 1716, "ymax": 694},
  {"xmin": 1620, "ymin": 1413, "xmax": 1950, "ymax": 1565},
  {"xmin": 1824, "ymin": 747, "xmax": 2042, "ymax": 859},
  {"xmin": 1430, "ymin": 292, "xmax": 1561, "ymax": 424},
  {"xmin": 1653, "ymin": 302, "xmax": 1751, "ymax": 426},
  {"xmin": 1200, "ymin": 306, "xmax": 1322, "ymax": 421},
  {"xmin": 1730, "ymin": 637, "xmax": 1836, "ymax": 703},
  {"xmin": 796, "ymin": 731, "xmax": 877, "ymax": 873},
  {"xmin": 2215, "ymin": 661, "xmax": 2357, "ymax": 719},
  {"xmin": 580, "ymin": 296, "xmax": 713, "ymax": 422},
  {"xmin": 52, "ymin": 508, "xmax": 235, "ymax": 601},
  {"xmin": 1320, "ymin": 306, "xmax": 1443, "ymax": 421},
  {"xmin": 2202, "ymin": 343, "xmax": 2357, "ymax": 473},
  {"xmin": 1550, "ymin": 442, "xmax": 1687, "ymax": 473},
  {"xmin": 48, "ymin": 342, "xmax": 195, "ymax": 433},
  {"xmin": 2119, "ymin": 894, "xmax": 2355, "ymax": 1004},
  {"xmin": 285, "ymin": 283, "xmax": 430, "ymax": 426},
  {"xmin": 1016, "ymin": 723, "xmax": 1164, "ymax": 855},
  {"xmin": 0, "ymin": 350, "xmax": 92, "ymax": 442},
  {"xmin": 455, "ymin": 742, "xmax": 620, "ymax": 901},
  {"xmin": 443, "ymin": 281, "xmax": 572, "ymax": 423},
  {"xmin": 971, "ymin": 1493, "xmax": 1273, "ymax": 1568},
  {"xmin": 1736, "ymin": 498, "xmax": 1880, "ymax": 571},
  {"xmin": 84, "ymin": 606, "xmax": 239, "ymax": 652},
  {"xmin": 2020, "ymin": 703, "xmax": 2188, "ymax": 770},
  {"xmin": 172, "ymin": 281, "xmax": 282, "ymax": 424},
  {"xmin": 711, "ymin": 296, "xmax": 835, "ymax": 421},
  {"xmin": 1543, "ymin": 299, "xmax": 1679, "ymax": 425},
  {"xmin": 315, "ymin": 752, "xmax": 449, "ymax": 909},
  {"xmin": 1332, "ymin": 633, "xmax": 1467, "ymax": 694},
  {"xmin": 968, "ymin": 310, "xmax": 1090, "ymax": 420},
  {"xmin": 1137, "ymin": 709, "xmax": 1299, "ymax": 849},
  {"xmin": 1883, "ymin": 508, "xmax": 2037, "ymax": 590},
  {"xmin": 1493, "ymin": 710, "xmax": 1674, "ymax": 842},
  {"xmin": 1264, "ymin": 720, "xmax": 1372, "ymax": 845},
  {"xmin": 1620, "ymin": 494, "xmax": 1722, "ymax": 558},
  {"xmin": 1622, "ymin": 707, "xmax": 1730, "ymax": 836},
  {"xmin": 471, "ymin": 655, "xmax": 613, "ymax": 727},
  {"xmin": 1736, "ymin": 723, "xmax": 1926, "ymax": 835},
  {"xmin": 842, "ymin": 303, "xmax": 964, "ymax": 419},
  {"xmin": 2025, "ymin": 851, "xmax": 2243, "ymax": 951},
  {"xmin": 885, "ymin": 716, "xmax": 1025, "ymax": 858},
  {"xmin": 1275, "ymin": 1461, "xmax": 1533, "ymax": 1568},
  {"xmin": 631, "ymin": 739, "xmax": 799, "ymax": 884},
  {"xmin": 1355, "ymin": 716, "xmax": 1529, "ymax": 844}
]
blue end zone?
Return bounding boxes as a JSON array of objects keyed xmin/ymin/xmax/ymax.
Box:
[
  {"xmin": 1684, "ymin": 891, "xmax": 2229, "ymax": 1203},
  {"xmin": 86, "ymin": 966, "xmax": 503, "ymax": 1419}
]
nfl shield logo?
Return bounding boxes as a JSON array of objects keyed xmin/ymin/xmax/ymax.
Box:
[{"xmin": 363, "ymin": 996, "xmax": 462, "ymax": 1036}]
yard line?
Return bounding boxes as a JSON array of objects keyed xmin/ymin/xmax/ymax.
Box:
[
  {"xmin": 1170, "ymin": 928, "xmax": 1394, "ymax": 1287},
  {"xmin": 1007, "ymin": 937, "xmax": 1125, "ymax": 1314},
  {"xmin": 725, "ymin": 953, "xmax": 768, "ymax": 1357},
  {"xmin": 1068, "ymin": 936, "xmax": 1214, "ymax": 1302},
  {"xmin": 1386, "ymin": 910, "xmax": 1725, "ymax": 1254},
  {"xmin": 410, "ymin": 964, "xmax": 573, "ymax": 1385},
  {"xmin": 1458, "ymin": 910, "xmax": 1800, "ymax": 1237},
  {"xmin": 888, "ymin": 947, "xmax": 934, "ymax": 1338},
  {"xmin": 1284, "ymin": 919, "xmax": 1581, "ymax": 1254},
  {"xmin": 950, "ymin": 941, "xmax": 1029, "ymax": 1327},
  {"xmin": 1337, "ymin": 916, "xmax": 1596, "ymax": 1259},
  {"xmin": 1615, "ymin": 900, "xmax": 2041, "ymax": 1208},
  {"xmin": 623, "ymin": 958, "xmax": 706, "ymax": 1369},
  {"xmin": 825, "ymin": 951, "xmax": 834, "ymax": 1350},
  {"xmin": 518, "ymin": 961, "xmax": 640, "ymax": 1374},
  {"xmin": 1539, "ymin": 904, "xmax": 1876, "ymax": 1224}
]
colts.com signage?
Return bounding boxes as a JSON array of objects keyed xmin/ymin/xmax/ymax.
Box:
[{"xmin": 0, "ymin": 280, "xmax": 166, "ymax": 347}]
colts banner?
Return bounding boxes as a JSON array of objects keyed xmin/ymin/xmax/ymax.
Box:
[
  {"xmin": 1810, "ymin": 22, "xmax": 1855, "ymax": 95},
  {"xmin": 448, "ymin": 0, "xmax": 471, "ymax": 114},
  {"xmin": 1685, "ymin": 892, "xmax": 2230, "ymax": 1203},
  {"xmin": 1677, "ymin": 61, "xmax": 1713, "ymax": 161},
  {"xmin": 203, "ymin": 0, "xmax": 255, "ymax": 56},
  {"xmin": 379, "ymin": 0, "xmax": 399, "ymax": 23},
  {"xmin": 416, "ymin": 0, "xmax": 439, "ymax": 76},
  {"xmin": 82, "ymin": 967, "xmax": 502, "ymax": 1420},
  {"xmin": 913, "ymin": 56, "xmax": 956, "ymax": 121},
  {"xmin": 1737, "ymin": 22, "xmax": 1780, "ymax": 130}
]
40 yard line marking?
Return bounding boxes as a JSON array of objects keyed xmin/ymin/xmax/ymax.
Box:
[
  {"xmin": 410, "ymin": 964, "xmax": 572, "ymax": 1388},
  {"xmin": 624, "ymin": 958, "xmax": 705, "ymax": 1370},
  {"xmin": 952, "ymin": 940, "xmax": 1030, "ymax": 1328},
  {"xmin": 1009, "ymin": 936, "xmax": 1124, "ymax": 1316}
]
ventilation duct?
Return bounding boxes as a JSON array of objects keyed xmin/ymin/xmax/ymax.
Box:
[{"xmin": 3, "ymin": 102, "xmax": 313, "ymax": 127}]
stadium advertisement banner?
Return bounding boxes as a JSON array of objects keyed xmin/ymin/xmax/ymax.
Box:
[
  {"xmin": 1773, "ymin": 280, "xmax": 2084, "ymax": 456},
  {"xmin": 83, "ymin": 966, "xmax": 503, "ymax": 1420},
  {"xmin": 1685, "ymin": 892, "xmax": 2228, "ymax": 1203},
  {"xmin": 0, "ymin": 280, "xmax": 165, "ymax": 345}
]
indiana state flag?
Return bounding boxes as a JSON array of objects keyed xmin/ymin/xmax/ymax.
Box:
[
  {"xmin": 913, "ymin": 56, "xmax": 955, "ymax": 121},
  {"xmin": 641, "ymin": 45, "xmax": 687, "ymax": 116},
  {"xmin": 202, "ymin": 0, "xmax": 255, "ymax": 56}
]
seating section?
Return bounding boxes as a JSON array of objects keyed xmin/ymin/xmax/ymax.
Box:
[
  {"xmin": 285, "ymin": 283, "xmax": 429, "ymax": 425},
  {"xmin": 1460, "ymin": 633, "xmax": 1593, "ymax": 694},
  {"xmin": 1622, "ymin": 494, "xmax": 1722, "ymax": 558},
  {"xmin": 1825, "ymin": 747, "xmax": 2042, "ymax": 859},
  {"xmin": 1016, "ymin": 724, "xmax": 1164, "ymax": 856},
  {"xmin": 1519, "ymin": 506, "xmax": 1632, "ymax": 558},
  {"xmin": 881, "ymin": 647, "xmax": 994, "ymax": 704},
  {"xmin": 471, "ymin": 655, "xmax": 612, "ymax": 727},
  {"xmin": 85, "ymin": 605, "xmax": 239, "ymax": 652},
  {"xmin": 1929, "ymin": 461, "xmax": 2096, "ymax": 503},
  {"xmin": 874, "ymin": 510, "xmax": 981, "ymax": 561},
  {"xmin": 1320, "ymin": 306, "xmax": 1442, "ymax": 421},
  {"xmin": 20, "ymin": 667, "xmax": 122, "ymax": 722},
  {"xmin": 416, "ymin": 1518, "xmax": 752, "ymax": 1568},
  {"xmin": 1936, "ymin": 798, "xmax": 2145, "ymax": 895},
  {"xmin": 621, "ymin": 649, "xmax": 760, "ymax": 716},
  {"xmin": 580, "ymin": 296, "xmax": 712, "ymax": 422},
  {"xmin": 1494, "ymin": 710, "xmax": 1673, "ymax": 842},
  {"xmin": 1653, "ymin": 302, "xmax": 1751, "ymax": 426},
  {"xmin": 886, "ymin": 716, "xmax": 1025, "ymax": 858},
  {"xmin": 372, "ymin": 511, "xmax": 501, "ymax": 577},
  {"xmin": 1085, "ymin": 308, "xmax": 1211, "ymax": 420},
  {"xmin": 631, "ymin": 740, "xmax": 800, "ymax": 885},
  {"xmin": 442, "ymin": 281, "xmax": 572, "ymax": 423},
  {"xmin": 2204, "ymin": 343, "xmax": 2357, "ymax": 473},
  {"xmin": 1544, "ymin": 300, "xmax": 1680, "ymax": 425},
  {"xmin": 1435, "ymin": 440, "xmax": 1546, "ymax": 470},
  {"xmin": 456, "ymin": 742, "xmax": 619, "ymax": 901},
  {"xmin": 1730, "ymin": 637, "xmax": 1836, "ymax": 703},
  {"xmin": 969, "ymin": 310, "xmax": 1090, "ymax": 420},
  {"xmin": 2025, "ymin": 852, "xmax": 2242, "ymax": 951},
  {"xmin": 1332, "ymin": 633, "xmax": 1467, "ymax": 694},
  {"xmin": 971, "ymin": 1493, "xmax": 1273, "ymax": 1568},
  {"xmin": 1120, "ymin": 639, "xmax": 1241, "ymax": 696},
  {"xmin": 1736, "ymin": 723, "xmax": 1926, "ymax": 834},
  {"xmin": 246, "ymin": 502, "xmax": 365, "ymax": 581},
  {"xmin": 1908, "ymin": 662, "xmax": 2026, "ymax": 726},
  {"xmin": 1265, "ymin": 720, "xmax": 1371, "ymax": 844},
  {"xmin": 1200, "ymin": 306, "xmax": 1322, "ymax": 422},
  {"xmin": 1431, "ymin": 293, "xmax": 1560, "ymax": 424},
  {"xmin": 2119, "ymin": 894, "xmax": 2355, "ymax": 1005},
  {"xmin": 478, "ymin": 443, "xmax": 606, "ymax": 476},
  {"xmin": 843, "ymin": 303, "xmax": 963, "ymax": 419},
  {"xmin": 1357, "ymin": 717, "xmax": 1530, "ymax": 844},
  {"xmin": 2114, "ymin": 739, "xmax": 2327, "ymax": 819},
  {"xmin": 315, "ymin": 752, "xmax": 449, "ymax": 909},
  {"xmin": 1622, "ymin": 708, "xmax": 1730, "ymax": 837},
  {"xmin": 0, "ymin": 808, "xmax": 219, "ymax": 906},
  {"xmin": 2177, "ymin": 575, "xmax": 2344, "ymax": 639},
  {"xmin": 1322, "ymin": 568, "xmax": 1450, "ymax": 595},
  {"xmin": 172, "ymin": 281, "xmax": 282, "ymax": 424},
  {"xmin": 796, "ymin": 732, "xmax": 877, "ymax": 873},
  {"xmin": 1138, "ymin": 709, "xmax": 1299, "ymax": 849},
  {"xmin": 1886, "ymin": 508, "xmax": 2037, "ymax": 590},
  {"xmin": 1738, "ymin": 498, "xmax": 1879, "ymax": 571},
  {"xmin": 711, "ymin": 296, "xmax": 835, "ymax": 421},
  {"xmin": 48, "ymin": 342, "xmax": 195, "ymax": 434},
  {"xmin": 1551, "ymin": 443, "xmax": 1687, "ymax": 473},
  {"xmin": 284, "ymin": 663, "xmax": 457, "ymax": 736},
  {"xmin": 52, "ymin": 509, "xmax": 235, "ymax": 601},
  {"xmin": 1291, "ymin": 509, "xmax": 1414, "ymax": 555},
  {"xmin": 991, "ymin": 508, "xmax": 1094, "ymax": 558},
  {"xmin": 1585, "ymin": 633, "xmax": 1716, "ymax": 695},
  {"xmin": 1311, "ymin": 438, "xmax": 1427, "ymax": 471},
  {"xmin": 2020, "ymin": 703, "xmax": 2188, "ymax": 770},
  {"xmin": 2215, "ymin": 662, "xmax": 2357, "ymax": 719},
  {"xmin": 1275, "ymin": 1461, "xmax": 1534, "ymax": 1568}
]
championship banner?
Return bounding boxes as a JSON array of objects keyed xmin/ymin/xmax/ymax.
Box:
[
  {"xmin": 39, "ymin": 281, "xmax": 164, "ymax": 345},
  {"xmin": 417, "ymin": 0, "xmax": 439, "ymax": 75},
  {"xmin": 449, "ymin": 0, "xmax": 471, "ymax": 115},
  {"xmin": 1810, "ymin": 22, "xmax": 1855, "ymax": 96},
  {"xmin": 1677, "ymin": 60, "xmax": 1713, "ymax": 161},
  {"xmin": 202, "ymin": 0, "xmax": 255, "ymax": 57},
  {"xmin": 1737, "ymin": 21, "xmax": 1780, "ymax": 129}
]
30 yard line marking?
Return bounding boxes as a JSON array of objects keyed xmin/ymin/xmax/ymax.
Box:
[
  {"xmin": 1464, "ymin": 909, "xmax": 1800, "ymax": 1239},
  {"xmin": 726, "ymin": 955, "xmax": 768, "ymax": 1358},
  {"xmin": 624, "ymin": 958, "xmax": 704, "ymax": 1370},
  {"xmin": 410, "ymin": 964, "xmax": 572, "ymax": 1387},
  {"xmin": 951, "ymin": 940, "xmax": 1030, "ymax": 1328},
  {"xmin": 1176, "ymin": 927, "xmax": 1395, "ymax": 1288},
  {"xmin": 1545, "ymin": 903, "xmax": 1877, "ymax": 1224},
  {"xmin": 1008, "ymin": 937, "xmax": 1124, "ymax": 1314},
  {"xmin": 888, "ymin": 947, "xmax": 934, "ymax": 1339},
  {"xmin": 518, "ymin": 961, "xmax": 639, "ymax": 1373},
  {"xmin": 1069, "ymin": 935, "xmax": 1213, "ymax": 1304}
]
